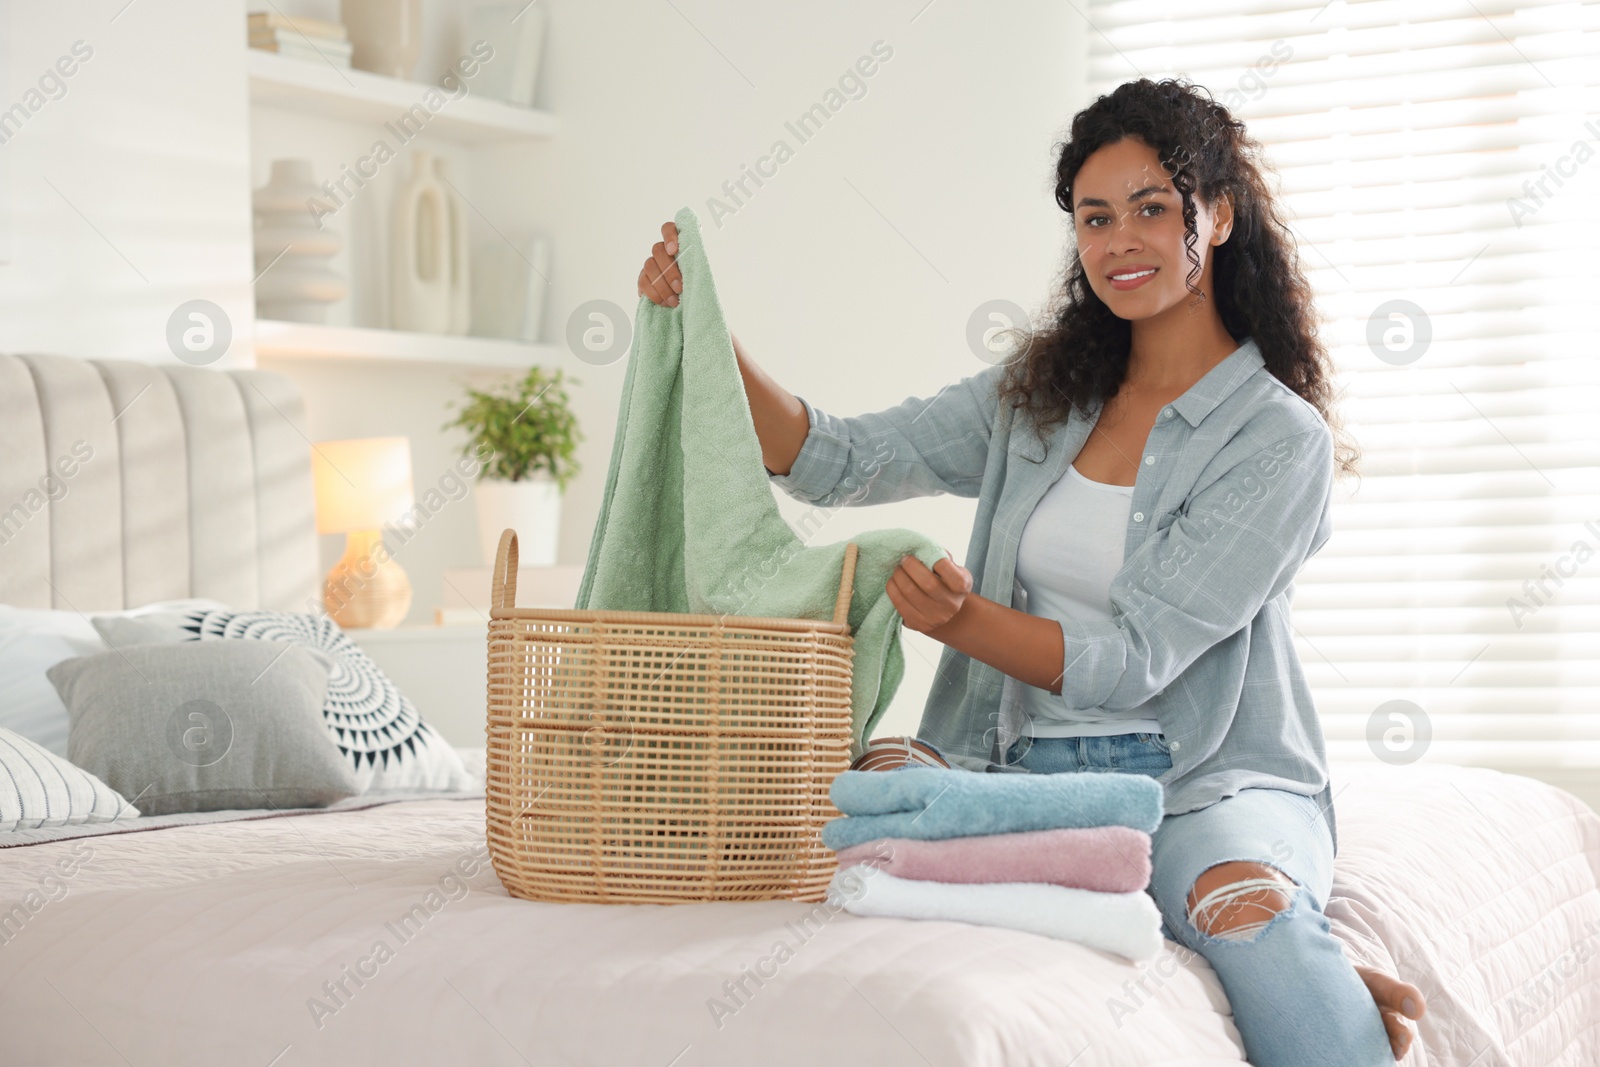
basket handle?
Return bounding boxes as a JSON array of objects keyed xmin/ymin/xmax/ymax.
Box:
[
  {"xmin": 832, "ymin": 542, "xmax": 859, "ymax": 629},
  {"xmin": 492, "ymin": 528, "xmax": 519, "ymax": 611}
]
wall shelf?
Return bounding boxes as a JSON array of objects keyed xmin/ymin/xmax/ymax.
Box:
[
  {"xmin": 254, "ymin": 319, "xmax": 558, "ymax": 369},
  {"xmin": 247, "ymin": 50, "xmax": 558, "ymax": 144}
]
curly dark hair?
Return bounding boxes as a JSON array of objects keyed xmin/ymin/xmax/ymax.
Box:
[{"xmin": 997, "ymin": 77, "xmax": 1359, "ymax": 482}]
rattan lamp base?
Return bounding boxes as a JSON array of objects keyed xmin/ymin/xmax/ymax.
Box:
[{"xmin": 323, "ymin": 529, "xmax": 412, "ymax": 629}]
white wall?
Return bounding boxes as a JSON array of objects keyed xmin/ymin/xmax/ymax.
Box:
[
  {"xmin": 0, "ymin": 0, "xmax": 254, "ymax": 365},
  {"xmin": 0, "ymin": 0, "xmax": 1089, "ymax": 740}
]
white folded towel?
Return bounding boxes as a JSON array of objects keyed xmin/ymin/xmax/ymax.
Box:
[{"xmin": 829, "ymin": 863, "xmax": 1166, "ymax": 962}]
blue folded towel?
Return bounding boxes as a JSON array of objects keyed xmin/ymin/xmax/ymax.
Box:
[{"xmin": 822, "ymin": 767, "xmax": 1163, "ymax": 851}]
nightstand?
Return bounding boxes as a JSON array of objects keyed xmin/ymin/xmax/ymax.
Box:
[
  {"xmin": 344, "ymin": 623, "xmax": 487, "ymax": 748},
  {"xmin": 440, "ymin": 564, "xmax": 583, "ymax": 613},
  {"xmin": 346, "ymin": 565, "xmax": 583, "ymax": 746}
]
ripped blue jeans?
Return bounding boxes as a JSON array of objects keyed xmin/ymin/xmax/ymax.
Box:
[{"xmin": 1001, "ymin": 732, "xmax": 1393, "ymax": 1067}]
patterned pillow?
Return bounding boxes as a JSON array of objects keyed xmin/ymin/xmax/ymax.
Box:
[
  {"xmin": 0, "ymin": 726, "xmax": 140, "ymax": 832},
  {"xmin": 92, "ymin": 610, "xmax": 470, "ymax": 794}
]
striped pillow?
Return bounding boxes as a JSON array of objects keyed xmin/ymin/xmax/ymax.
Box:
[{"xmin": 0, "ymin": 726, "xmax": 140, "ymax": 833}]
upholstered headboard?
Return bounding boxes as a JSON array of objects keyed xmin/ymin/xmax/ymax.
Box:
[{"xmin": 0, "ymin": 353, "xmax": 319, "ymax": 613}]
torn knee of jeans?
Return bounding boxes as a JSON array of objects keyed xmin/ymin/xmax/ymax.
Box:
[{"xmin": 1186, "ymin": 874, "xmax": 1299, "ymax": 943}]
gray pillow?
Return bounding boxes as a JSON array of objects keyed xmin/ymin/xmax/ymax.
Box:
[
  {"xmin": 46, "ymin": 641, "xmax": 359, "ymax": 816},
  {"xmin": 91, "ymin": 608, "xmax": 471, "ymax": 794}
]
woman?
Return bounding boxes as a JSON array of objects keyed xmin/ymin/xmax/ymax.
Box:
[{"xmin": 639, "ymin": 78, "xmax": 1426, "ymax": 1066}]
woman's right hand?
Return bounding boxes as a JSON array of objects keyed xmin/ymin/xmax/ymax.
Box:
[{"xmin": 637, "ymin": 221, "xmax": 683, "ymax": 307}]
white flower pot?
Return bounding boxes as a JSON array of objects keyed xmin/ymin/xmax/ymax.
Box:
[{"xmin": 474, "ymin": 477, "xmax": 561, "ymax": 567}]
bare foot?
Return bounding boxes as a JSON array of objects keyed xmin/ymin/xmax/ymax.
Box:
[{"xmin": 1355, "ymin": 964, "xmax": 1426, "ymax": 1060}]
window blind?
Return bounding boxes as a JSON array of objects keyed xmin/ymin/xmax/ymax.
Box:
[{"xmin": 1083, "ymin": 0, "xmax": 1600, "ymax": 795}]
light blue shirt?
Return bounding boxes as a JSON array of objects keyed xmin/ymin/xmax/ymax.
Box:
[{"xmin": 768, "ymin": 337, "xmax": 1339, "ymax": 846}]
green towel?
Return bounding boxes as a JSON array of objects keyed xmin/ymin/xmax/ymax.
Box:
[{"xmin": 575, "ymin": 205, "xmax": 945, "ymax": 752}]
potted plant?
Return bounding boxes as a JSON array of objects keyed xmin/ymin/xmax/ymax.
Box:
[{"xmin": 444, "ymin": 365, "xmax": 581, "ymax": 566}]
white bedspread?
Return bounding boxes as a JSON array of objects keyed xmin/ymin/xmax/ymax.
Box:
[{"xmin": 1, "ymin": 760, "xmax": 1596, "ymax": 1066}]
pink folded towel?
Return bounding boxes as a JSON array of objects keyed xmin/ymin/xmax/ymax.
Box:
[{"xmin": 833, "ymin": 826, "xmax": 1152, "ymax": 893}]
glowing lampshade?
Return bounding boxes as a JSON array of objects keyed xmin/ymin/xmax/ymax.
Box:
[{"xmin": 312, "ymin": 436, "xmax": 415, "ymax": 534}]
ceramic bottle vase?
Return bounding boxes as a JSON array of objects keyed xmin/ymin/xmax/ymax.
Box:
[
  {"xmin": 252, "ymin": 159, "xmax": 347, "ymax": 323},
  {"xmin": 436, "ymin": 158, "xmax": 472, "ymax": 335},
  {"xmin": 390, "ymin": 152, "xmax": 470, "ymax": 335}
]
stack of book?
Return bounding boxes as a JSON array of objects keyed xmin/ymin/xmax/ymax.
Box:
[{"xmin": 247, "ymin": 12, "xmax": 353, "ymax": 68}]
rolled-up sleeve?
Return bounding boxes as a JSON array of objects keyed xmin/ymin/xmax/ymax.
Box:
[
  {"xmin": 1053, "ymin": 426, "xmax": 1335, "ymax": 712},
  {"xmin": 766, "ymin": 363, "xmax": 1003, "ymax": 508}
]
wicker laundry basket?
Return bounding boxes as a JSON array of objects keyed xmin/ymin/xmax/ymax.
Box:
[{"xmin": 485, "ymin": 529, "xmax": 857, "ymax": 904}]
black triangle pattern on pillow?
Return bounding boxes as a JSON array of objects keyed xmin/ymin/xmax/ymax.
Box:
[{"xmin": 175, "ymin": 609, "xmax": 439, "ymax": 774}]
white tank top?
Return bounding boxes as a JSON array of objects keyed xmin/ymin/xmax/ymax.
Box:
[{"xmin": 1013, "ymin": 461, "xmax": 1162, "ymax": 737}]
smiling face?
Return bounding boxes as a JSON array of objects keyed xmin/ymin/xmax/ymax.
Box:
[{"xmin": 1070, "ymin": 137, "xmax": 1233, "ymax": 321}]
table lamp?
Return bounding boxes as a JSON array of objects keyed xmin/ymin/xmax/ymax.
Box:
[{"xmin": 311, "ymin": 436, "xmax": 415, "ymax": 629}]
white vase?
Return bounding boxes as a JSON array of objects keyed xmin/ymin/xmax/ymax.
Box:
[
  {"xmin": 390, "ymin": 151, "xmax": 452, "ymax": 333},
  {"xmin": 521, "ymin": 236, "xmax": 549, "ymax": 342},
  {"xmin": 506, "ymin": 5, "xmax": 546, "ymax": 107},
  {"xmin": 474, "ymin": 477, "xmax": 560, "ymax": 567},
  {"xmin": 470, "ymin": 235, "xmax": 548, "ymax": 342},
  {"xmin": 435, "ymin": 158, "xmax": 472, "ymax": 336},
  {"xmin": 341, "ymin": 0, "xmax": 423, "ymax": 79},
  {"xmin": 470, "ymin": 243, "xmax": 523, "ymax": 340},
  {"xmin": 464, "ymin": 3, "xmax": 547, "ymax": 106},
  {"xmin": 252, "ymin": 159, "xmax": 347, "ymax": 323}
]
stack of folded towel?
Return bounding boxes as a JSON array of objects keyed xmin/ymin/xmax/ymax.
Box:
[{"xmin": 823, "ymin": 767, "xmax": 1167, "ymax": 961}]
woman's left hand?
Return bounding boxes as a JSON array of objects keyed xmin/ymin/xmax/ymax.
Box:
[{"xmin": 887, "ymin": 551, "xmax": 973, "ymax": 636}]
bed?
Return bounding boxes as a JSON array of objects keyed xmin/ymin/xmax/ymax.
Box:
[{"xmin": 2, "ymin": 353, "xmax": 1598, "ymax": 1066}]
